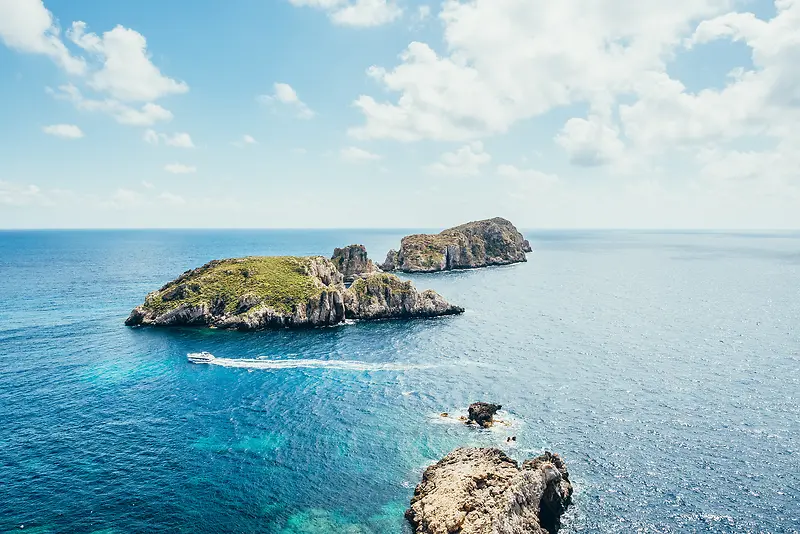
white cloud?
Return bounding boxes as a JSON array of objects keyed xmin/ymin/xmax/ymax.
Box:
[
  {"xmin": 0, "ymin": 0, "xmax": 86, "ymax": 75},
  {"xmin": 259, "ymin": 82, "xmax": 314, "ymax": 119},
  {"xmin": 349, "ymin": 0, "xmax": 734, "ymax": 141},
  {"xmin": 331, "ymin": 0, "xmax": 402, "ymax": 27},
  {"xmin": 426, "ymin": 141, "xmax": 491, "ymax": 176},
  {"xmin": 555, "ymin": 115, "xmax": 625, "ymax": 166},
  {"xmin": 496, "ymin": 164, "xmax": 558, "ymax": 189},
  {"xmin": 289, "ymin": 0, "xmax": 402, "ymax": 27},
  {"xmin": 0, "ymin": 8, "xmax": 188, "ymax": 131},
  {"xmin": 164, "ymin": 133, "xmax": 193, "ymax": 148},
  {"xmin": 345, "ymin": 0, "xmax": 800, "ymax": 221},
  {"xmin": 67, "ymin": 22, "xmax": 188, "ymax": 102},
  {"xmin": 143, "ymin": 129, "xmax": 158, "ymax": 144},
  {"xmin": 164, "ymin": 163, "xmax": 197, "ymax": 174},
  {"xmin": 141, "ymin": 180, "xmax": 155, "ymax": 189},
  {"xmin": 143, "ymin": 129, "xmax": 195, "ymax": 148},
  {"xmin": 289, "ymin": 0, "xmax": 344, "ymax": 7},
  {"xmin": 232, "ymin": 134, "xmax": 258, "ymax": 147},
  {"xmin": 48, "ymin": 84, "xmax": 173, "ymax": 126},
  {"xmin": 341, "ymin": 146, "xmax": 381, "ymax": 162},
  {"xmin": 417, "ymin": 5, "xmax": 431, "ymax": 20},
  {"xmin": 42, "ymin": 124, "xmax": 84, "ymax": 139},
  {"xmin": 0, "ymin": 181, "xmax": 46, "ymax": 206},
  {"xmin": 99, "ymin": 188, "xmax": 144, "ymax": 210},
  {"xmin": 159, "ymin": 191, "xmax": 186, "ymax": 205}
]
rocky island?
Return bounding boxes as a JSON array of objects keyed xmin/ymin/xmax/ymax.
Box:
[
  {"xmin": 125, "ymin": 255, "xmax": 463, "ymax": 330},
  {"xmin": 381, "ymin": 217, "xmax": 532, "ymax": 273},
  {"xmin": 406, "ymin": 448, "xmax": 573, "ymax": 534}
]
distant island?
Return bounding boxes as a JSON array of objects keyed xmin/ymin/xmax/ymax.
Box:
[
  {"xmin": 381, "ymin": 217, "xmax": 532, "ymax": 273},
  {"xmin": 125, "ymin": 254, "xmax": 462, "ymax": 330}
]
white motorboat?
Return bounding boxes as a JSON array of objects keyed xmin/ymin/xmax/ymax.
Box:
[{"xmin": 187, "ymin": 351, "xmax": 215, "ymax": 364}]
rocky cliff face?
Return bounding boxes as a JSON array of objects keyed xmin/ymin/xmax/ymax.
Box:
[
  {"xmin": 379, "ymin": 249, "xmax": 399, "ymax": 272},
  {"xmin": 382, "ymin": 217, "xmax": 532, "ymax": 273},
  {"xmin": 344, "ymin": 273, "xmax": 464, "ymax": 320},
  {"xmin": 406, "ymin": 448, "xmax": 573, "ymax": 534},
  {"xmin": 125, "ymin": 256, "xmax": 462, "ymax": 330},
  {"xmin": 331, "ymin": 244, "xmax": 380, "ymax": 284}
]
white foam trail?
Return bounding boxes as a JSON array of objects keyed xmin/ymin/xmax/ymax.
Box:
[{"xmin": 207, "ymin": 357, "xmax": 435, "ymax": 372}]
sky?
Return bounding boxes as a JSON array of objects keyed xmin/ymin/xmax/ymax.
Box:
[{"xmin": 0, "ymin": 0, "xmax": 798, "ymax": 229}]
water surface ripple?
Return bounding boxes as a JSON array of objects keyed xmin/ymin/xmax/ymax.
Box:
[{"xmin": 1, "ymin": 229, "xmax": 798, "ymax": 533}]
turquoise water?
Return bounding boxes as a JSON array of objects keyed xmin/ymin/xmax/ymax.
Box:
[{"xmin": 1, "ymin": 229, "xmax": 798, "ymax": 533}]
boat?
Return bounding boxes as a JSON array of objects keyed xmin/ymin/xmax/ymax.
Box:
[{"xmin": 187, "ymin": 351, "xmax": 215, "ymax": 364}]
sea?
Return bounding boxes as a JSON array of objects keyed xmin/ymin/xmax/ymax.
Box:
[{"xmin": 0, "ymin": 229, "xmax": 798, "ymax": 533}]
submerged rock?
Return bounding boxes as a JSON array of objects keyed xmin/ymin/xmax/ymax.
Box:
[
  {"xmin": 125, "ymin": 256, "xmax": 463, "ymax": 331},
  {"xmin": 468, "ymin": 402, "xmax": 502, "ymax": 428},
  {"xmin": 331, "ymin": 244, "xmax": 380, "ymax": 284},
  {"xmin": 406, "ymin": 448, "xmax": 573, "ymax": 534},
  {"xmin": 344, "ymin": 273, "xmax": 464, "ymax": 320},
  {"xmin": 386, "ymin": 217, "xmax": 532, "ymax": 273}
]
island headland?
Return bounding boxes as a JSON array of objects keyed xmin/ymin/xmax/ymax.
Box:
[{"xmin": 381, "ymin": 217, "xmax": 532, "ymax": 273}]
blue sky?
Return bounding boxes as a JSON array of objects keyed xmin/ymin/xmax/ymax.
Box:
[{"xmin": 0, "ymin": 0, "xmax": 798, "ymax": 228}]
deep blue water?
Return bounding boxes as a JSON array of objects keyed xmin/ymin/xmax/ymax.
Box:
[{"xmin": 1, "ymin": 229, "xmax": 799, "ymax": 533}]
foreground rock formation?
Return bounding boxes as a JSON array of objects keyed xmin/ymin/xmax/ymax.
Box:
[
  {"xmin": 468, "ymin": 402, "xmax": 502, "ymax": 428},
  {"xmin": 125, "ymin": 256, "xmax": 462, "ymax": 330},
  {"xmin": 331, "ymin": 244, "xmax": 380, "ymax": 284},
  {"xmin": 381, "ymin": 217, "xmax": 532, "ymax": 273},
  {"xmin": 406, "ymin": 448, "xmax": 573, "ymax": 534}
]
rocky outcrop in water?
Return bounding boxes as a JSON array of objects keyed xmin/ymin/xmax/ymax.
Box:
[
  {"xmin": 406, "ymin": 448, "xmax": 573, "ymax": 534},
  {"xmin": 331, "ymin": 244, "xmax": 380, "ymax": 284},
  {"xmin": 382, "ymin": 217, "xmax": 532, "ymax": 273},
  {"xmin": 125, "ymin": 256, "xmax": 463, "ymax": 330},
  {"xmin": 344, "ymin": 273, "xmax": 464, "ymax": 320},
  {"xmin": 468, "ymin": 402, "xmax": 502, "ymax": 428},
  {"xmin": 380, "ymin": 249, "xmax": 399, "ymax": 272}
]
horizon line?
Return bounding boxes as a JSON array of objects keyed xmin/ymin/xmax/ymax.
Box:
[{"xmin": 1, "ymin": 227, "xmax": 799, "ymax": 232}]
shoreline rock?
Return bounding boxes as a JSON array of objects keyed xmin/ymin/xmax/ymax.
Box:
[
  {"xmin": 406, "ymin": 448, "xmax": 573, "ymax": 534},
  {"xmin": 382, "ymin": 217, "xmax": 532, "ymax": 273},
  {"xmin": 125, "ymin": 255, "xmax": 463, "ymax": 331},
  {"xmin": 467, "ymin": 402, "xmax": 502, "ymax": 428}
]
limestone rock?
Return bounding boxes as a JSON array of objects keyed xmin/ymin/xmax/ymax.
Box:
[
  {"xmin": 343, "ymin": 273, "xmax": 464, "ymax": 320},
  {"xmin": 388, "ymin": 217, "xmax": 532, "ymax": 273},
  {"xmin": 331, "ymin": 244, "xmax": 380, "ymax": 284},
  {"xmin": 468, "ymin": 402, "xmax": 502, "ymax": 428},
  {"xmin": 380, "ymin": 249, "xmax": 399, "ymax": 272},
  {"xmin": 405, "ymin": 448, "xmax": 573, "ymax": 534}
]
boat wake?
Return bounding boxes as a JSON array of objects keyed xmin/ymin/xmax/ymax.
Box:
[{"xmin": 191, "ymin": 353, "xmax": 435, "ymax": 372}]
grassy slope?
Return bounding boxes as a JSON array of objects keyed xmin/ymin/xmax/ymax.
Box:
[{"xmin": 142, "ymin": 256, "xmax": 326, "ymax": 316}]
